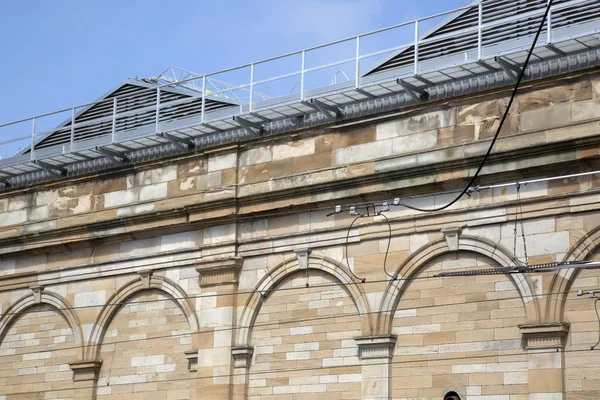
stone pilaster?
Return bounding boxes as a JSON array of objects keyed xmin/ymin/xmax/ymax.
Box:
[
  {"xmin": 355, "ymin": 335, "xmax": 396, "ymax": 400},
  {"xmin": 520, "ymin": 323, "xmax": 569, "ymax": 400},
  {"xmin": 194, "ymin": 256, "xmax": 244, "ymax": 399},
  {"xmin": 231, "ymin": 346, "xmax": 253, "ymax": 400}
]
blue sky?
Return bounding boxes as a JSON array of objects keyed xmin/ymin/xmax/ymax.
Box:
[{"xmin": 0, "ymin": 0, "xmax": 467, "ymax": 154}]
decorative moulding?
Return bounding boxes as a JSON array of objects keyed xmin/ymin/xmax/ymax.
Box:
[
  {"xmin": 69, "ymin": 361, "xmax": 103, "ymax": 382},
  {"xmin": 195, "ymin": 257, "xmax": 244, "ymax": 287},
  {"xmin": 519, "ymin": 323, "xmax": 570, "ymax": 349},
  {"xmin": 231, "ymin": 346, "xmax": 254, "ymax": 368},
  {"xmin": 354, "ymin": 334, "xmax": 397, "ymax": 360},
  {"xmin": 184, "ymin": 350, "xmax": 198, "ymax": 372}
]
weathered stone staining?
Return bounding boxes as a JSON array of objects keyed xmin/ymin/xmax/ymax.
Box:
[{"xmin": 0, "ymin": 72, "xmax": 599, "ymax": 399}]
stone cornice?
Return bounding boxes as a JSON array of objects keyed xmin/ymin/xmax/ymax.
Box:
[
  {"xmin": 0, "ymin": 120, "xmax": 600, "ymax": 254},
  {"xmin": 355, "ymin": 335, "xmax": 397, "ymax": 360},
  {"xmin": 519, "ymin": 323, "xmax": 570, "ymax": 349},
  {"xmin": 195, "ymin": 257, "xmax": 244, "ymax": 287},
  {"xmin": 69, "ymin": 360, "xmax": 102, "ymax": 382}
]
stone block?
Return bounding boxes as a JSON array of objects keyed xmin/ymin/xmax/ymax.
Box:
[
  {"xmin": 335, "ymin": 140, "xmax": 393, "ymax": 165},
  {"xmin": 104, "ymin": 188, "xmax": 139, "ymax": 208},
  {"xmin": 273, "ymin": 138, "xmax": 315, "ymax": 161},
  {"xmin": 392, "ymin": 129, "xmax": 437, "ymax": 155},
  {"xmin": 377, "ymin": 108, "xmax": 456, "ymax": 139},
  {"xmin": 520, "ymin": 103, "xmax": 570, "ymax": 131},
  {"xmin": 0, "ymin": 209, "xmax": 27, "ymax": 227},
  {"xmin": 208, "ymin": 152, "xmax": 237, "ymax": 172},
  {"xmin": 139, "ymin": 182, "xmax": 168, "ymax": 201},
  {"xmin": 240, "ymin": 146, "xmax": 272, "ymax": 166},
  {"xmin": 571, "ymin": 100, "xmax": 600, "ymax": 122}
]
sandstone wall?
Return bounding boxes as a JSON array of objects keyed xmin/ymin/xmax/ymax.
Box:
[{"xmin": 0, "ymin": 72, "xmax": 599, "ymax": 399}]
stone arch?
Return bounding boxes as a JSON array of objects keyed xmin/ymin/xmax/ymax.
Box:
[
  {"xmin": 86, "ymin": 271, "xmax": 198, "ymax": 360},
  {"xmin": 0, "ymin": 288, "xmax": 84, "ymax": 360},
  {"xmin": 377, "ymin": 235, "xmax": 539, "ymax": 335},
  {"xmin": 546, "ymin": 224, "xmax": 600, "ymax": 322},
  {"xmin": 235, "ymin": 254, "xmax": 371, "ymax": 348}
]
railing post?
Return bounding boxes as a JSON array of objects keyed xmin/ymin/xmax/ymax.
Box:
[
  {"xmin": 477, "ymin": 2, "xmax": 483, "ymax": 60},
  {"xmin": 111, "ymin": 97, "xmax": 117, "ymax": 143},
  {"xmin": 547, "ymin": 0, "xmax": 552, "ymax": 44},
  {"xmin": 201, "ymin": 76, "xmax": 206, "ymax": 123},
  {"xmin": 355, "ymin": 36, "xmax": 361, "ymax": 88},
  {"xmin": 70, "ymin": 107, "xmax": 76, "ymax": 153},
  {"xmin": 249, "ymin": 63, "xmax": 255, "ymax": 113},
  {"xmin": 300, "ymin": 50, "xmax": 306, "ymax": 101},
  {"xmin": 30, "ymin": 117, "xmax": 36, "ymax": 161},
  {"xmin": 414, "ymin": 19, "xmax": 419, "ymax": 76},
  {"xmin": 155, "ymin": 87, "xmax": 161, "ymax": 134}
]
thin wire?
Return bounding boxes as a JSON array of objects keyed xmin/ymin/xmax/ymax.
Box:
[
  {"xmin": 394, "ymin": 0, "xmax": 554, "ymax": 213},
  {"xmin": 1, "ymin": 346, "xmax": 593, "ymax": 397},
  {"xmin": 2, "ymin": 285, "xmax": 596, "ymax": 359},
  {"xmin": 344, "ymin": 215, "xmax": 366, "ymax": 282},
  {"xmin": 518, "ymin": 183, "xmax": 529, "ymax": 265}
]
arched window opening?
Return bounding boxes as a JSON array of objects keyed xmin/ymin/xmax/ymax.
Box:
[{"xmin": 444, "ymin": 391, "xmax": 461, "ymax": 400}]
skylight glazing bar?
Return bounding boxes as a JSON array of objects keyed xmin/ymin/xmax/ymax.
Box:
[
  {"xmin": 547, "ymin": 0, "xmax": 553, "ymax": 43},
  {"xmin": 155, "ymin": 87, "xmax": 161, "ymax": 134},
  {"xmin": 111, "ymin": 98, "xmax": 117, "ymax": 143}
]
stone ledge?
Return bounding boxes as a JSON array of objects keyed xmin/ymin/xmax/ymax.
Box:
[
  {"xmin": 232, "ymin": 346, "xmax": 253, "ymax": 368},
  {"xmin": 519, "ymin": 322, "xmax": 570, "ymax": 349},
  {"xmin": 69, "ymin": 361, "xmax": 102, "ymax": 382},
  {"xmin": 195, "ymin": 256, "xmax": 244, "ymax": 287},
  {"xmin": 355, "ymin": 334, "xmax": 397, "ymax": 360},
  {"xmin": 184, "ymin": 350, "xmax": 198, "ymax": 372}
]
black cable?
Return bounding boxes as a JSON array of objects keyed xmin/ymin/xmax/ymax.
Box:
[
  {"xmin": 396, "ymin": 0, "xmax": 554, "ymax": 213},
  {"xmin": 344, "ymin": 215, "xmax": 366, "ymax": 282},
  {"xmin": 592, "ymin": 297, "xmax": 600, "ymax": 350},
  {"xmin": 378, "ymin": 212, "xmax": 395, "ymax": 279}
]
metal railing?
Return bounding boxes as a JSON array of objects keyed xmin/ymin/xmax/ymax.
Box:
[{"xmin": 0, "ymin": 0, "xmax": 595, "ymax": 164}]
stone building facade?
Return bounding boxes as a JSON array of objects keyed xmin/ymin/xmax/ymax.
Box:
[{"xmin": 1, "ymin": 48, "xmax": 600, "ymax": 400}]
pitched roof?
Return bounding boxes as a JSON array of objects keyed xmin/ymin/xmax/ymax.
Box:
[
  {"xmin": 26, "ymin": 78, "xmax": 237, "ymax": 152},
  {"xmin": 365, "ymin": 0, "xmax": 596, "ymax": 76}
]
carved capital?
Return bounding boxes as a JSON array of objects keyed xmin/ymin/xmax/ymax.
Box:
[
  {"xmin": 184, "ymin": 350, "xmax": 198, "ymax": 372},
  {"xmin": 232, "ymin": 346, "xmax": 253, "ymax": 368},
  {"xmin": 69, "ymin": 361, "xmax": 102, "ymax": 382},
  {"xmin": 355, "ymin": 334, "xmax": 397, "ymax": 360},
  {"xmin": 519, "ymin": 323, "xmax": 570, "ymax": 349},
  {"xmin": 195, "ymin": 257, "xmax": 243, "ymax": 287},
  {"xmin": 441, "ymin": 227, "xmax": 462, "ymax": 251}
]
